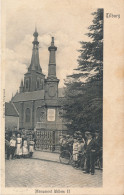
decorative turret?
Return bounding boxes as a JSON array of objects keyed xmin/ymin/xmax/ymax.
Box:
[
  {"xmin": 48, "ymin": 37, "xmax": 57, "ymax": 78},
  {"xmin": 45, "ymin": 37, "xmax": 59, "ymax": 100},
  {"xmin": 19, "ymin": 80, "xmax": 24, "ymax": 93},
  {"xmin": 28, "ymin": 27, "xmax": 42, "ymax": 73},
  {"xmin": 24, "ymin": 28, "xmax": 45, "ymax": 92}
]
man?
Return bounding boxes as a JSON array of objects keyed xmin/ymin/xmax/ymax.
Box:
[
  {"xmin": 77, "ymin": 138, "xmax": 85, "ymax": 168},
  {"xmin": 67, "ymin": 135, "xmax": 74, "ymax": 154},
  {"xmin": 9, "ymin": 135, "xmax": 17, "ymax": 159},
  {"xmin": 65, "ymin": 135, "xmax": 71, "ymax": 151},
  {"xmin": 94, "ymin": 130, "xmax": 102, "ymax": 168},
  {"xmin": 94, "ymin": 130, "xmax": 101, "ymax": 148},
  {"xmin": 84, "ymin": 131, "xmax": 96, "ymax": 175}
]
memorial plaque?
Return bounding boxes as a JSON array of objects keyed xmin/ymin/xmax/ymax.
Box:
[{"xmin": 47, "ymin": 109, "xmax": 55, "ymax": 121}]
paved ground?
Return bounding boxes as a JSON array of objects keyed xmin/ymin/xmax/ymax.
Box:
[
  {"xmin": 5, "ymin": 151, "xmax": 102, "ymax": 187},
  {"xmin": 33, "ymin": 150, "xmax": 60, "ymax": 162}
]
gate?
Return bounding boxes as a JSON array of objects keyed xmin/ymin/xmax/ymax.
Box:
[{"xmin": 35, "ymin": 130, "xmax": 66, "ymax": 152}]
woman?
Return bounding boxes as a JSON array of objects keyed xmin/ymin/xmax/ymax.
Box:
[{"xmin": 16, "ymin": 134, "xmax": 22, "ymax": 158}]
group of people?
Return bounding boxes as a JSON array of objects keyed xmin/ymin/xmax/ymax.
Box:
[
  {"xmin": 59, "ymin": 130, "xmax": 102, "ymax": 175},
  {"xmin": 5, "ymin": 130, "xmax": 102, "ymax": 174},
  {"xmin": 5, "ymin": 133, "xmax": 35, "ymax": 160}
]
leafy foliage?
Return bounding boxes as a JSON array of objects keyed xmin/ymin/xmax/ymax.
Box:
[{"xmin": 61, "ymin": 9, "xmax": 103, "ymax": 137}]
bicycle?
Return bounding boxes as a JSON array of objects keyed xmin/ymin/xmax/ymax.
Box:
[
  {"xmin": 71, "ymin": 152, "xmax": 86, "ymax": 170},
  {"xmin": 59, "ymin": 150, "xmax": 72, "ymax": 165}
]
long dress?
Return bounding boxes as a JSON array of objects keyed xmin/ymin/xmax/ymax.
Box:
[
  {"xmin": 16, "ymin": 137, "xmax": 22, "ymax": 156},
  {"xmin": 22, "ymin": 140, "xmax": 29, "ymax": 155}
]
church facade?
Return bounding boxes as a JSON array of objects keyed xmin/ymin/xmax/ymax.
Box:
[{"xmin": 11, "ymin": 29, "xmax": 66, "ymax": 133}]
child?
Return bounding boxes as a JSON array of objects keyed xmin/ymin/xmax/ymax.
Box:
[
  {"xmin": 29, "ymin": 138, "xmax": 35, "ymax": 158},
  {"xmin": 22, "ymin": 138, "xmax": 29, "ymax": 158},
  {"xmin": 73, "ymin": 138, "xmax": 78, "ymax": 167}
]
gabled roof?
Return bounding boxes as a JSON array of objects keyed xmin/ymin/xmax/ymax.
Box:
[
  {"xmin": 11, "ymin": 88, "xmax": 64, "ymax": 103},
  {"xmin": 12, "ymin": 90, "xmax": 45, "ymax": 102},
  {"xmin": 5, "ymin": 102, "xmax": 19, "ymax": 117}
]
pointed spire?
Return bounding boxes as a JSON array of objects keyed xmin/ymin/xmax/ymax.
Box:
[
  {"xmin": 33, "ymin": 26, "xmax": 39, "ymax": 44},
  {"xmin": 48, "ymin": 37, "xmax": 57, "ymax": 78},
  {"xmin": 51, "ymin": 37, "xmax": 54, "ymax": 46},
  {"xmin": 28, "ymin": 27, "xmax": 42, "ymax": 73}
]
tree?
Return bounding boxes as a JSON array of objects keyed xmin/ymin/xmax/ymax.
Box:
[{"xmin": 61, "ymin": 9, "xmax": 103, "ymax": 137}]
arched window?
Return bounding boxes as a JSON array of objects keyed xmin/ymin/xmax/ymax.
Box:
[
  {"xmin": 36, "ymin": 107, "xmax": 45, "ymax": 122},
  {"xmin": 25, "ymin": 108, "xmax": 30, "ymax": 122}
]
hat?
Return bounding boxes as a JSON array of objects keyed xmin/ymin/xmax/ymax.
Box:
[
  {"xmin": 77, "ymin": 131, "xmax": 82, "ymax": 134},
  {"xmin": 85, "ymin": 131, "xmax": 91, "ymax": 135}
]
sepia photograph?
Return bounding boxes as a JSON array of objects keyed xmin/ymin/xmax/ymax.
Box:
[
  {"xmin": 4, "ymin": 0, "xmax": 103, "ymax": 188},
  {"xmin": 1, "ymin": 0, "xmax": 124, "ymax": 195}
]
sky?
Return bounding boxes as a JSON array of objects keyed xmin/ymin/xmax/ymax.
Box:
[{"xmin": 5, "ymin": 0, "xmax": 95, "ymax": 101}]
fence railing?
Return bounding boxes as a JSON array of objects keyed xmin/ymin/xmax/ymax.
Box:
[{"xmin": 35, "ymin": 129, "xmax": 67, "ymax": 152}]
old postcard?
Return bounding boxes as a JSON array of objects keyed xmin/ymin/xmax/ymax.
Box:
[{"xmin": 0, "ymin": 0, "xmax": 124, "ymax": 194}]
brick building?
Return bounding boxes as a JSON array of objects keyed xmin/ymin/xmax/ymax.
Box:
[
  {"xmin": 7, "ymin": 29, "xmax": 67, "ymax": 151},
  {"xmin": 10, "ymin": 28, "xmax": 66, "ymax": 134},
  {"xmin": 8, "ymin": 29, "xmax": 66, "ymax": 144}
]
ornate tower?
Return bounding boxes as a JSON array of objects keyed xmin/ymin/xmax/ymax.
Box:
[
  {"xmin": 28, "ymin": 27, "xmax": 42, "ymax": 73},
  {"xmin": 48, "ymin": 37, "xmax": 57, "ymax": 78},
  {"xmin": 45, "ymin": 37, "xmax": 59, "ymax": 100},
  {"xmin": 23, "ymin": 28, "xmax": 45, "ymax": 92}
]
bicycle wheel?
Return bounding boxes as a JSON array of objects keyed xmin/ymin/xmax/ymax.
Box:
[{"xmin": 59, "ymin": 150, "xmax": 71, "ymax": 164}]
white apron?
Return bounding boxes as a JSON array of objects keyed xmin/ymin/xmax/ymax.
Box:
[
  {"xmin": 29, "ymin": 141, "xmax": 34, "ymax": 152},
  {"xmin": 22, "ymin": 140, "xmax": 29, "ymax": 155}
]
